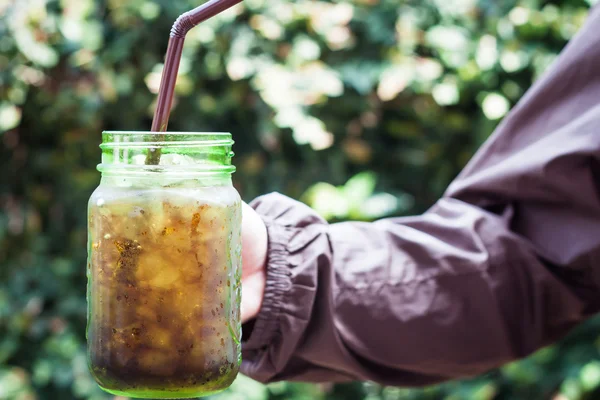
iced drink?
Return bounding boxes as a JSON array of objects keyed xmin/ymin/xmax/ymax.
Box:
[
  {"xmin": 87, "ymin": 182, "xmax": 241, "ymax": 398},
  {"xmin": 87, "ymin": 0, "xmax": 246, "ymax": 395}
]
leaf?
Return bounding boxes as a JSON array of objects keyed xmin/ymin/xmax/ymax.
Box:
[
  {"xmin": 11, "ymin": 25, "xmax": 59, "ymax": 68},
  {"xmin": 343, "ymin": 171, "xmax": 377, "ymax": 212},
  {"xmin": 301, "ymin": 182, "xmax": 349, "ymax": 221},
  {"xmin": 0, "ymin": 103, "xmax": 22, "ymax": 132},
  {"xmin": 337, "ymin": 61, "xmax": 383, "ymax": 95}
]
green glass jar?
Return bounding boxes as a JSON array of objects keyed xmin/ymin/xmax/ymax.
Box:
[{"xmin": 86, "ymin": 132, "xmax": 242, "ymax": 399}]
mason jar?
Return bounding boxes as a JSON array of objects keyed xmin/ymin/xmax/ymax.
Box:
[{"xmin": 86, "ymin": 132, "xmax": 241, "ymax": 398}]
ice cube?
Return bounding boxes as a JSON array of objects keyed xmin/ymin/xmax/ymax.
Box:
[{"xmin": 159, "ymin": 153, "xmax": 197, "ymax": 166}]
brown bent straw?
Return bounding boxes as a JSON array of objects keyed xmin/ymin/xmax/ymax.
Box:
[{"xmin": 146, "ymin": 0, "xmax": 243, "ymax": 165}]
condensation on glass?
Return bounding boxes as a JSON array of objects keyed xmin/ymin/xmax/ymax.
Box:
[{"xmin": 86, "ymin": 132, "xmax": 241, "ymax": 399}]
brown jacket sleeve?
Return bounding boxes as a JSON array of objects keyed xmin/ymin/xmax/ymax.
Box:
[{"xmin": 240, "ymin": 5, "xmax": 600, "ymax": 386}]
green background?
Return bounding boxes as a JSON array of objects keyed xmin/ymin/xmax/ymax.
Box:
[{"xmin": 1, "ymin": 0, "xmax": 599, "ymax": 399}]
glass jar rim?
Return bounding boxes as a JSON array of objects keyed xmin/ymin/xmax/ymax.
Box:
[
  {"xmin": 102, "ymin": 131, "xmax": 232, "ymax": 136},
  {"xmin": 100, "ymin": 131, "xmax": 234, "ymax": 148},
  {"xmin": 98, "ymin": 131, "xmax": 236, "ymax": 176}
]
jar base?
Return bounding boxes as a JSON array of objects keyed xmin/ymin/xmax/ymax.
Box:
[{"xmin": 98, "ymin": 385, "xmax": 227, "ymax": 399}]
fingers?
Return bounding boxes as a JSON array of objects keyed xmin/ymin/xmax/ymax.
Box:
[
  {"xmin": 241, "ymin": 272, "xmax": 266, "ymax": 323},
  {"xmin": 240, "ymin": 202, "xmax": 268, "ymax": 323},
  {"xmin": 241, "ymin": 202, "xmax": 268, "ymax": 279}
]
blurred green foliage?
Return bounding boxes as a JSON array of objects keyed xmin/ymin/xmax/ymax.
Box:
[{"xmin": 1, "ymin": 0, "xmax": 599, "ymax": 399}]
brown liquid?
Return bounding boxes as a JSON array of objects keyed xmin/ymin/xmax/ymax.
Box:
[
  {"xmin": 87, "ymin": 189, "xmax": 242, "ymax": 395},
  {"xmin": 147, "ymin": 0, "xmax": 243, "ymax": 165}
]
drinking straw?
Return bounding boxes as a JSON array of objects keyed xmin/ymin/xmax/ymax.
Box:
[{"xmin": 146, "ymin": 0, "xmax": 243, "ymax": 165}]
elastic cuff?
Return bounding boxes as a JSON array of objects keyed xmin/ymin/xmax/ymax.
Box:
[{"xmin": 242, "ymin": 219, "xmax": 292, "ymax": 351}]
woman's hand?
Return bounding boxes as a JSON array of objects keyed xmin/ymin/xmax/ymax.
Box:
[{"xmin": 240, "ymin": 202, "xmax": 268, "ymax": 323}]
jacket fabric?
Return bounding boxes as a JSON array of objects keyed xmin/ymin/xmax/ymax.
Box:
[{"xmin": 240, "ymin": 5, "xmax": 600, "ymax": 386}]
